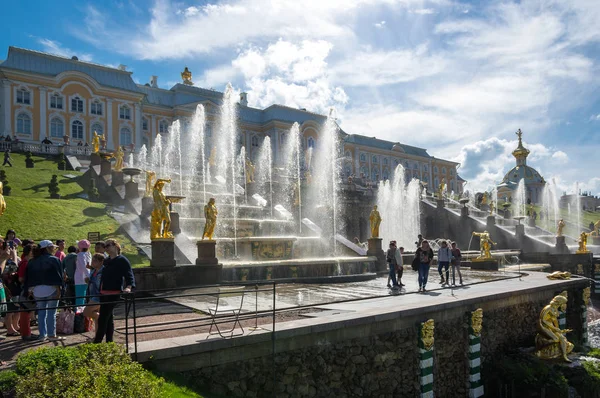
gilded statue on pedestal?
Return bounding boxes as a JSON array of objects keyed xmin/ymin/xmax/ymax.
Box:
[
  {"xmin": 151, "ymin": 178, "xmax": 173, "ymax": 240},
  {"xmin": 472, "ymin": 230, "xmax": 496, "ymax": 260},
  {"xmin": 144, "ymin": 170, "xmax": 156, "ymax": 197},
  {"xmin": 471, "ymin": 308, "xmax": 483, "ymax": 337},
  {"xmin": 92, "ymin": 131, "xmax": 101, "ymax": 154},
  {"xmin": 370, "ymin": 205, "xmax": 382, "ymax": 238},
  {"xmin": 113, "ymin": 146, "xmax": 124, "ymax": 172},
  {"xmin": 245, "ymin": 158, "xmax": 255, "ymax": 183},
  {"xmin": 0, "ymin": 182, "xmax": 6, "ymax": 217},
  {"xmin": 202, "ymin": 197, "xmax": 218, "ymax": 240},
  {"xmin": 420, "ymin": 319, "xmax": 435, "ymax": 350},
  {"xmin": 481, "ymin": 192, "xmax": 488, "ymax": 206},
  {"xmin": 577, "ymin": 231, "xmax": 591, "ymax": 253},
  {"xmin": 535, "ymin": 294, "xmax": 573, "ymax": 362},
  {"xmin": 437, "ymin": 178, "xmax": 446, "ymax": 200},
  {"xmin": 181, "ymin": 66, "xmax": 193, "ymax": 85},
  {"xmin": 557, "ymin": 219, "xmax": 565, "ymax": 237}
]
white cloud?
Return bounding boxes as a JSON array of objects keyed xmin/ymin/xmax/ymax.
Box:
[
  {"xmin": 37, "ymin": 39, "xmax": 93, "ymax": 62},
  {"xmin": 551, "ymin": 151, "xmax": 568, "ymax": 163},
  {"xmin": 411, "ymin": 8, "xmax": 435, "ymax": 15},
  {"xmin": 590, "ymin": 114, "xmax": 600, "ymax": 121},
  {"xmin": 374, "ymin": 21, "xmax": 386, "ymax": 28}
]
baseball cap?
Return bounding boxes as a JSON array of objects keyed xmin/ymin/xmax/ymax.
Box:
[{"xmin": 39, "ymin": 240, "xmax": 56, "ymax": 249}]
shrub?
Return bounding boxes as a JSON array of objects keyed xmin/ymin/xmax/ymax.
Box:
[
  {"xmin": 48, "ymin": 175, "xmax": 60, "ymax": 199},
  {"xmin": 563, "ymin": 359, "xmax": 600, "ymax": 398},
  {"xmin": 14, "ymin": 343, "xmax": 163, "ymax": 398},
  {"xmin": 0, "ymin": 370, "xmax": 18, "ymax": 394},
  {"xmin": 57, "ymin": 154, "xmax": 66, "ymax": 171}
]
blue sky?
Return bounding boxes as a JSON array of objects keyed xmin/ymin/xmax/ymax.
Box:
[{"xmin": 2, "ymin": 0, "xmax": 599, "ymax": 195}]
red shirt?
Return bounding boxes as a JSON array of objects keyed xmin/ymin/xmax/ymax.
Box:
[
  {"xmin": 55, "ymin": 250, "xmax": 66, "ymax": 262},
  {"xmin": 17, "ymin": 258, "xmax": 28, "ymax": 279}
]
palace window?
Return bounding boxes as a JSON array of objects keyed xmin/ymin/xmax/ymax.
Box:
[
  {"xmin": 16, "ymin": 113, "xmax": 31, "ymax": 134},
  {"xmin": 307, "ymin": 137, "xmax": 315, "ymax": 148},
  {"xmin": 120, "ymin": 127, "xmax": 132, "ymax": 146},
  {"xmin": 91, "ymin": 123, "xmax": 103, "ymax": 137},
  {"xmin": 251, "ymin": 135, "xmax": 259, "ymax": 148},
  {"xmin": 119, "ymin": 105, "xmax": 131, "ymax": 120},
  {"xmin": 434, "ymin": 166, "xmax": 438, "ymax": 173},
  {"xmin": 383, "ymin": 158, "xmax": 388, "ymax": 165},
  {"xmin": 360, "ymin": 153, "xmax": 366, "ymax": 162},
  {"xmin": 450, "ymin": 169, "xmax": 454, "ymax": 176},
  {"xmin": 413, "ymin": 163, "xmax": 418, "ymax": 170},
  {"xmin": 360, "ymin": 166, "xmax": 368, "ymax": 178},
  {"xmin": 50, "ymin": 118, "xmax": 64, "ymax": 138},
  {"xmin": 451, "ymin": 181, "xmax": 455, "ymax": 191},
  {"xmin": 442, "ymin": 167, "xmax": 447, "ymax": 174},
  {"xmin": 91, "ymin": 100, "xmax": 103, "ymax": 116},
  {"xmin": 345, "ymin": 151, "xmax": 351, "ymax": 159},
  {"xmin": 142, "ymin": 117, "xmax": 148, "ymax": 131},
  {"xmin": 159, "ymin": 120, "xmax": 168, "ymax": 134},
  {"xmin": 16, "ymin": 89, "xmax": 30, "ymax": 105},
  {"xmin": 372, "ymin": 155, "xmax": 378, "ymax": 163},
  {"xmin": 71, "ymin": 96, "xmax": 84, "ymax": 113},
  {"xmin": 71, "ymin": 120, "xmax": 84, "ymax": 139},
  {"xmin": 423, "ymin": 165, "xmax": 428, "ymax": 172},
  {"xmin": 383, "ymin": 169, "xmax": 389, "ymax": 180},
  {"xmin": 50, "ymin": 94, "xmax": 63, "ymax": 109}
]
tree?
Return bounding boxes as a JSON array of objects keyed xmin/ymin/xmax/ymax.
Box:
[
  {"xmin": 49, "ymin": 175, "xmax": 60, "ymax": 199},
  {"xmin": 25, "ymin": 151, "xmax": 34, "ymax": 168}
]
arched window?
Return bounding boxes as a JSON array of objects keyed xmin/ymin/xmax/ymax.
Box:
[
  {"xmin": 434, "ymin": 166, "xmax": 438, "ymax": 173},
  {"xmin": 423, "ymin": 165, "xmax": 428, "ymax": 172},
  {"xmin": 413, "ymin": 163, "xmax": 418, "ymax": 169},
  {"xmin": 360, "ymin": 166, "xmax": 368, "ymax": 178},
  {"xmin": 119, "ymin": 105, "xmax": 131, "ymax": 120},
  {"xmin": 307, "ymin": 137, "xmax": 315, "ymax": 148},
  {"xmin": 423, "ymin": 175, "xmax": 429, "ymax": 182},
  {"xmin": 451, "ymin": 181, "xmax": 455, "ymax": 191},
  {"xmin": 371, "ymin": 168, "xmax": 378, "ymax": 181},
  {"xmin": 383, "ymin": 158, "xmax": 388, "ymax": 165},
  {"xmin": 50, "ymin": 94, "xmax": 63, "ymax": 109},
  {"xmin": 360, "ymin": 153, "xmax": 366, "ymax": 162},
  {"xmin": 251, "ymin": 135, "xmax": 259, "ymax": 148},
  {"xmin": 383, "ymin": 169, "xmax": 389, "ymax": 180},
  {"xmin": 71, "ymin": 120, "xmax": 84, "ymax": 139},
  {"xmin": 159, "ymin": 120, "xmax": 168, "ymax": 133},
  {"xmin": 16, "ymin": 88, "xmax": 31, "ymax": 105},
  {"xmin": 71, "ymin": 96, "xmax": 84, "ymax": 113},
  {"xmin": 450, "ymin": 169, "xmax": 454, "ymax": 176},
  {"xmin": 16, "ymin": 113, "xmax": 31, "ymax": 134},
  {"xmin": 91, "ymin": 100, "xmax": 103, "ymax": 116},
  {"xmin": 91, "ymin": 123, "xmax": 103, "ymax": 137},
  {"xmin": 50, "ymin": 118, "xmax": 64, "ymax": 138},
  {"xmin": 142, "ymin": 117, "xmax": 148, "ymax": 131},
  {"xmin": 372, "ymin": 155, "xmax": 378, "ymax": 163},
  {"xmin": 120, "ymin": 127, "xmax": 132, "ymax": 146},
  {"xmin": 434, "ymin": 177, "xmax": 439, "ymax": 188},
  {"xmin": 442, "ymin": 167, "xmax": 447, "ymax": 174}
]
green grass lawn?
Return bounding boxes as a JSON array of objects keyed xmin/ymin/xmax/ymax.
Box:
[{"xmin": 0, "ymin": 153, "xmax": 149, "ymax": 266}]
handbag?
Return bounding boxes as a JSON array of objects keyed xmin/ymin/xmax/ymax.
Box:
[
  {"xmin": 56, "ymin": 309, "xmax": 75, "ymax": 334},
  {"xmin": 411, "ymin": 256, "xmax": 419, "ymax": 271}
]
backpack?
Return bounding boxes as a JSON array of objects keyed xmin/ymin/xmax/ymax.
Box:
[{"xmin": 411, "ymin": 255, "xmax": 419, "ymax": 271}]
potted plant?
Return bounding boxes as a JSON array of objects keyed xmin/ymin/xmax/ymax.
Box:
[
  {"xmin": 49, "ymin": 175, "xmax": 60, "ymax": 199},
  {"xmin": 25, "ymin": 151, "xmax": 34, "ymax": 168},
  {"xmin": 58, "ymin": 154, "xmax": 67, "ymax": 171}
]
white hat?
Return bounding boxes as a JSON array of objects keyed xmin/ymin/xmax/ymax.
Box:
[{"xmin": 39, "ymin": 240, "xmax": 55, "ymax": 249}]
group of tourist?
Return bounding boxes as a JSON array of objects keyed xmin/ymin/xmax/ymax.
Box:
[
  {"xmin": 0, "ymin": 230, "xmax": 135, "ymax": 347},
  {"xmin": 386, "ymin": 235, "xmax": 463, "ymax": 292}
]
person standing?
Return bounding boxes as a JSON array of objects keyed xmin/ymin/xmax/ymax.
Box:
[
  {"xmin": 94, "ymin": 241, "xmax": 107, "ymax": 257},
  {"xmin": 2, "ymin": 150, "xmax": 12, "ymax": 167},
  {"xmin": 94, "ymin": 239, "xmax": 135, "ymax": 343},
  {"xmin": 83, "ymin": 253, "xmax": 104, "ymax": 334},
  {"xmin": 62, "ymin": 246, "xmax": 77, "ymax": 307},
  {"xmin": 415, "ymin": 240, "xmax": 434, "ymax": 293},
  {"xmin": 386, "ymin": 241, "xmax": 400, "ymax": 289},
  {"xmin": 26, "ymin": 240, "xmax": 64, "ymax": 341},
  {"xmin": 17, "ymin": 244, "xmax": 36, "ymax": 340},
  {"xmin": 437, "ymin": 241, "xmax": 452, "ymax": 286},
  {"xmin": 450, "ymin": 242, "xmax": 463, "ymax": 286},
  {"xmin": 54, "ymin": 240, "xmax": 66, "ymax": 262},
  {"xmin": 397, "ymin": 246, "xmax": 405, "ymax": 287},
  {"xmin": 75, "ymin": 240, "xmax": 91, "ymax": 308}
]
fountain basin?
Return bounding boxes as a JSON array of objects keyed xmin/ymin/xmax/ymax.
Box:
[{"xmin": 216, "ymin": 236, "xmax": 297, "ymax": 261}]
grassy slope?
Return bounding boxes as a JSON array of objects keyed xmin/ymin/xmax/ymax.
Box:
[{"xmin": 0, "ymin": 153, "xmax": 149, "ymax": 266}]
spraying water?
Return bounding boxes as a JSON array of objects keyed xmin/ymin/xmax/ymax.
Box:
[
  {"xmin": 280, "ymin": 122, "xmax": 303, "ymax": 232},
  {"xmin": 238, "ymin": 146, "xmax": 247, "ymax": 204},
  {"xmin": 221, "ymin": 84, "xmax": 239, "ymax": 256},
  {"xmin": 514, "ymin": 179, "xmax": 527, "ymax": 218},
  {"xmin": 256, "ymin": 136, "xmax": 273, "ymax": 217},
  {"xmin": 137, "ymin": 145, "xmax": 147, "ymax": 171}
]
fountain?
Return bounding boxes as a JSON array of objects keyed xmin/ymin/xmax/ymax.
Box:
[
  {"xmin": 514, "ymin": 179, "xmax": 527, "ymax": 218},
  {"xmin": 256, "ymin": 136, "xmax": 273, "ymax": 218}
]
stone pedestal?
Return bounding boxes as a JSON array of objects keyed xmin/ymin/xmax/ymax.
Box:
[
  {"xmin": 125, "ymin": 180, "xmax": 139, "ymax": 200},
  {"xmin": 100, "ymin": 158, "xmax": 111, "ymax": 176},
  {"xmin": 436, "ymin": 199, "xmax": 445, "ymax": 209},
  {"xmin": 470, "ymin": 259, "xmax": 499, "ymax": 271},
  {"xmin": 367, "ymin": 237, "xmax": 386, "ymax": 271},
  {"xmin": 527, "ymin": 218, "xmax": 536, "ymax": 228},
  {"xmin": 150, "ymin": 239, "xmax": 176, "ymax": 267},
  {"xmin": 555, "ymin": 236, "xmax": 569, "ymax": 254},
  {"xmin": 196, "ymin": 240, "xmax": 218, "ymax": 265},
  {"xmin": 486, "ymin": 215, "xmax": 496, "ymax": 229},
  {"xmin": 90, "ymin": 153, "xmax": 101, "ymax": 167},
  {"xmin": 503, "ymin": 210, "xmax": 511, "ymax": 219},
  {"xmin": 170, "ymin": 212, "xmax": 181, "ymax": 235},
  {"xmin": 141, "ymin": 196, "xmax": 153, "ymax": 216},
  {"xmin": 461, "ymin": 207, "xmax": 469, "ymax": 217},
  {"xmin": 515, "ymin": 224, "xmax": 525, "ymax": 239},
  {"xmin": 111, "ymin": 171, "xmax": 124, "ymax": 187}
]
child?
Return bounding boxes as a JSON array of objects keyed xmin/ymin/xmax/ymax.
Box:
[
  {"xmin": 83, "ymin": 253, "xmax": 104, "ymax": 333},
  {"xmin": 74, "ymin": 240, "xmax": 91, "ymax": 309}
]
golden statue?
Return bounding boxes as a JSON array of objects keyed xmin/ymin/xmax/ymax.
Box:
[
  {"xmin": 92, "ymin": 131, "xmax": 101, "ymax": 154},
  {"xmin": 151, "ymin": 178, "xmax": 173, "ymax": 240},
  {"xmin": 577, "ymin": 231, "xmax": 591, "ymax": 253},
  {"xmin": 584, "ymin": 287, "xmax": 591, "ymax": 307},
  {"xmin": 202, "ymin": 197, "xmax": 218, "ymax": 240},
  {"xmin": 0, "ymin": 182, "xmax": 6, "ymax": 217},
  {"xmin": 471, "ymin": 308, "xmax": 483, "ymax": 337},
  {"xmin": 370, "ymin": 205, "xmax": 382, "ymax": 238},
  {"xmin": 144, "ymin": 170, "xmax": 156, "ymax": 197},
  {"xmin": 547, "ymin": 271, "xmax": 572, "ymax": 280},
  {"xmin": 557, "ymin": 219, "xmax": 565, "ymax": 237},
  {"xmin": 113, "ymin": 146, "xmax": 124, "ymax": 172},
  {"xmin": 489, "ymin": 201, "xmax": 495, "ymax": 215},
  {"xmin": 420, "ymin": 319, "xmax": 435, "ymax": 350},
  {"xmin": 481, "ymin": 192, "xmax": 488, "ymax": 205},
  {"xmin": 534, "ymin": 294, "xmax": 574, "ymax": 362},
  {"xmin": 181, "ymin": 66, "xmax": 193, "ymax": 85},
  {"xmin": 437, "ymin": 178, "xmax": 446, "ymax": 200},
  {"xmin": 472, "ymin": 230, "xmax": 496, "ymax": 260},
  {"xmin": 245, "ymin": 157, "xmax": 255, "ymax": 183}
]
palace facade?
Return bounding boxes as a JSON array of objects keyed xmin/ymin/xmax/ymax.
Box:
[{"xmin": 0, "ymin": 46, "xmax": 463, "ymax": 193}]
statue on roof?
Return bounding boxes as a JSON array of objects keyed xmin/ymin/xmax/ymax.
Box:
[{"xmin": 181, "ymin": 67, "xmax": 193, "ymax": 85}]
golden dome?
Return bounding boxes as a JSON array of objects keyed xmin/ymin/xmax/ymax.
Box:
[{"xmin": 512, "ymin": 128, "xmax": 530, "ymax": 162}]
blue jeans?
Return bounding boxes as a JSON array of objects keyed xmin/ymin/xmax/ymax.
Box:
[
  {"xmin": 388, "ymin": 263, "xmax": 398, "ymax": 287},
  {"xmin": 35, "ymin": 294, "xmax": 59, "ymax": 337},
  {"xmin": 418, "ymin": 263, "xmax": 430, "ymax": 288},
  {"xmin": 438, "ymin": 261, "xmax": 449, "ymax": 282}
]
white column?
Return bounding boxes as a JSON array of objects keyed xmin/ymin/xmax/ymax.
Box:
[
  {"xmin": 135, "ymin": 103, "xmax": 142, "ymax": 150},
  {"xmin": 1, "ymin": 80, "xmax": 10, "ymax": 136},
  {"xmin": 106, "ymin": 99, "xmax": 113, "ymax": 150},
  {"xmin": 39, "ymin": 87, "xmax": 47, "ymax": 140}
]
